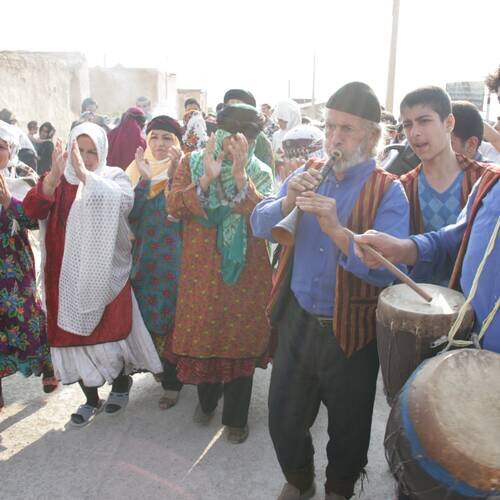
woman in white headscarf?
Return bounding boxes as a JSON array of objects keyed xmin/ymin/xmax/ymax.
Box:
[
  {"xmin": 273, "ymin": 124, "xmax": 326, "ymax": 189},
  {"xmin": 23, "ymin": 122, "xmax": 162, "ymax": 427},
  {"xmin": 271, "ymin": 99, "xmax": 302, "ymax": 153},
  {"xmin": 0, "ymin": 121, "xmax": 56, "ymax": 411}
]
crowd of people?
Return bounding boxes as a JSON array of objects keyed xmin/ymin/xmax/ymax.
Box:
[{"xmin": 0, "ymin": 65, "xmax": 499, "ymax": 500}]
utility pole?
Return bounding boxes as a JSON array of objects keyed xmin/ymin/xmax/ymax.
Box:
[{"xmin": 385, "ymin": 0, "xmax": 400, "ymax": 112}]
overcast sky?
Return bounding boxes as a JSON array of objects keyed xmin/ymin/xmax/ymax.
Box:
[{"xmin": 3, "ymin": 0, "xmax": 499, "ymax": 116}]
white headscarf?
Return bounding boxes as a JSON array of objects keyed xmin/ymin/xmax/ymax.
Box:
[
  {"xmin": 64, "ymin": 122, "xmax": 109, "ymax": 184},
  {"xmin": 0, "ymin": 121, "xmax": 38, "ymax": 201},
  {"xmin": 57, "ymin": 122, "xmax": 134, "ymax": 336},
  {"xmin": 0, "ymin": 121, "xmax": 21, "ymax": 170},
  {"xmin": 282, "ymin": 124, "xmax": 326, "ymax": 160},
  {"xmin": 272, "ymin": 99, "xmax": 302, "ymax": 152}
]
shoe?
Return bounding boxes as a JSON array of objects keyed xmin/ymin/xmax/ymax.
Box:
[
  {"xmin": 104, "ymin": 375, "xmax": 133, "ymax": 415},
  {"xmin": 277, "ymin": 482, "xmax": 316, "ymax": 500},
  {"xmin": 42, "ymin": 375, "xmax": 59, "ymax": 394},
  {"xmin": 193, "ymin": 403, "xmax": 214, "ymax": 425},
  {"xmin": 158, "ymin": 390, "xmax": 179, "ymax": 410},
  {"xmin": 69, "ymin": 400, "xmax": 104, "ymax": 428},
  {"xmin": 325, "ymin": 493, "xmax": 348, "ymax": 500},
  {"xmin": 226, "ymin": 424, "xmax": 249, "ymax": 444}
]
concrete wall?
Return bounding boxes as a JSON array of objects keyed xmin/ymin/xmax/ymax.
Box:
[
  {"xmin": 0, "ymin": 51, "xmax": 194, "ymax": 138},
  {"xmin": 0, "ymin": 51, "xmax": 86, "ymax": 137},
  {"xmin": 89, "ymin": 66, "xmax": 171, "ymax": 118}
]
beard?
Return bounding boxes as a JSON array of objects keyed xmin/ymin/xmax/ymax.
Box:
[{"xmin": 329, "ymin": 144, "xmax": 365, "ymax": 173}]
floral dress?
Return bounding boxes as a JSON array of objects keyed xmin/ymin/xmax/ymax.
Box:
[
  {"xmin": 0, "ymin": 197, "xmax": 51, "ymax": 378},
  {"xmin": 129, "ymin": 180, "xmax": 182, "ymax": 356}
]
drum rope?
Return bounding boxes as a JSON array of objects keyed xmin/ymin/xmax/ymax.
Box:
[{"xmin": 444, "ymin": 216, "xmax": 500, "ymax": 350}]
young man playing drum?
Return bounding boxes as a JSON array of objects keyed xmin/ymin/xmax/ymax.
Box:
[
  {"xmin": 355, "ymin": 165, "xmax": 500, "ymax": 499},
  {"xmin": 355, "ymin": 164, "xmax": 499, "ymax": 353},
  {"xmin": 398, "ymin": 86, "xmax": 485, "ymax": 285},
  {"xmin": 251, "ymin": 82, "xmax": 410, "ymax": 500}
]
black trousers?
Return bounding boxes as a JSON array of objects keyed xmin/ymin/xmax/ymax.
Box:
[
  {"xmin": 268, "ymin": 293, "xmax": 379, "ymax": 498},
  {"xmin": 198, "ymin": 376, "xmax": 253, "ymax": 428},
  {"xmin": 161, "ymin": 359, "xmax": 183, "ymax": 392}
]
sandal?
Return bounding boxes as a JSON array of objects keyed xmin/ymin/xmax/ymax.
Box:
[
  {"xmin": 42, "ymin": 376, "xmax": 59, "ymax": 394},
  {"xmin": 69, "ymin": 400, "xmax": 104, "ymax": 428},
  {"xmin": 158, "ymin": 390, "xmax": 179, "ymax": 410},
  {"xmin": 104, "ymin": 376, "xmax": 133, "ymax": 416}
]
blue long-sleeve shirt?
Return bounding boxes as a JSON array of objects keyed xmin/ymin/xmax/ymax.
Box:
[
  {"xmin": 250, "ymin": 159, "xmax": 410, "ymax": 316},
  {"xmin": 410, "ymin": 179, "xmax": 500, "ymax": 352}
]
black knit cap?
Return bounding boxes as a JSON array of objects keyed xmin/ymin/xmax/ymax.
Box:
[
  {"xmin": 223, "ymin": 89, "xmax": 257, "ymax": 107},
  {"xmin": 326, "ymin": 82, "xmax": 381, "ymax": 123},
  {"xmin": 217, "ymin": 104, "xmax": 263, "ymax": 140},
  {"xmin": 146, "ymin": 115, "xmax": 184, "ymax": 143}
]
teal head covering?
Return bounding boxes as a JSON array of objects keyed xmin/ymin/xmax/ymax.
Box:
[{"xmin": 190, "ymin": 122, "xmax": 272, "ymax": 285}]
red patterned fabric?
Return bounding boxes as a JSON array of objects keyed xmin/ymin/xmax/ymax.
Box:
[
  {"xmin": 164, "ymin": 154, "xmax": 272, "ymax": 384},
  {"xmin": 23, "ymin": 177, "xmax": 132, "ymax": 347}
]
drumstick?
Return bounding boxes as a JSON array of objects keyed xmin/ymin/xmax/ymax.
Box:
[{"xmin": 344, "ymin": 228, "xmax": 433, "ymax": 303}]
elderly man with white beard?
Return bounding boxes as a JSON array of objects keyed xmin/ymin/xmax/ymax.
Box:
[{"xmin": 251, "ymin": 82, "xmax": 409, "ymax": 500}]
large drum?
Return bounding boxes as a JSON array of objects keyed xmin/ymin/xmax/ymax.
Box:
[
  {"xmin": 377, "ymin": 283, "xmax": 474, "ymax": 404},
  {"xmin": 385, "ymin": 349, "xmax": 500, "ymax": 499}
]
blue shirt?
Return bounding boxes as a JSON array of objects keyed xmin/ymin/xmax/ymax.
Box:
[
  {"xmin": 251, "ymin": 159, "xmax": 410, "ymax": 316},
  {"xmin": 410, "ymin": 179, "xmax": 500, "ymax": 352},
  {"xmin": 419, "ymin": 170, "xmax": 464, "ymax": 233}
]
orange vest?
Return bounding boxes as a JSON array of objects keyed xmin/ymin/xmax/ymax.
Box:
[
  {"xmin": 400, "ymin": 154, "xmax": 485, "ymax": 234},
  {"xmin": 449, "ymin": 165, "xmax": 500, "ymax": 290},
  {"xmin": 268, "ymin": 162, "xmax": 396, "ymax": 357}
]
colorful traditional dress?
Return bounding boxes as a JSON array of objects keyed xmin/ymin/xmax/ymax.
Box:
[
  {"xmin": 0, "ymin": 196, "xmax": 51, "ymax": 379},
  {"xmin": 165, "ymin": 130, "xmax": 274, "ymax": 384},
  {"xmin": 129, "ymin": 180, "xmax": 181, "ymax": 355}
]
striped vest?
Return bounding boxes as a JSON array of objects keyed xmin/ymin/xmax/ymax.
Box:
[
  {"xmin": 400, "ymin": 154, "xmax": 485, "ymax": 234},
  {"xmin": 449, "ymin": 166, "xmax": 500, "ymax": 290},
  {"xmin": 267, "ymin": 161, "xmax": 396, "ymax": 357}
]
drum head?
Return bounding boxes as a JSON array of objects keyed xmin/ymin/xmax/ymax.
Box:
[
  {"xmin": 409, "ymin": 349, "xmax": 500, "ymax": 493},
  {"xmin": 379, "ymin": 283, "xmax": 467, "ymax": 316},
  {"xmin": 377, "ymin": 283, "xmax": 474, "ymax": 333}
]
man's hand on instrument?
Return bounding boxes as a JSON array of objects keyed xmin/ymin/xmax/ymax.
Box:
[
  {"xmin": 295, "ymin": 191, "xmax": 341, "ymax": 238},
  {"xmin": 353, "ymin": 231, "xmax": 418, "ymax": 267},
  {"xmin": 282, "ymin": 168, "xmax": 322, "ymax": 215}
]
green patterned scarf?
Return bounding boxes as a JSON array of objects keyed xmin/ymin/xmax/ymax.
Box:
[{"xmin": 190, "ymin": 129, "xmax": 273, "ymax": 284}]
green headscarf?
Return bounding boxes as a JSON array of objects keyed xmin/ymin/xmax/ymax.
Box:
[{"xmin": 190, "ymin": 129, "xmax": 273, "ymax": 284}]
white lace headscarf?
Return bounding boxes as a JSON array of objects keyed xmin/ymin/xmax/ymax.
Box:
[{"xmin": 57, "ymin": 122, "xmax": 134, "ymax": 336}]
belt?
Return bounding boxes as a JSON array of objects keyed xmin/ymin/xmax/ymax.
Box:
[{"xmin": 312, "ymin": 315, "xmax": 333, "ymax": 329}]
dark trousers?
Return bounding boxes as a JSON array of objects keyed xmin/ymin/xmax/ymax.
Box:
[
  {"xmin": 268, "ymin": 293, "xmax": 379, "ymax": 498},
  {"xmin": 161, "ymin": 359, "xmax": 183, "ymax": 392},
  {"xmin": 198, "ymin": 376, "xmax": 253, "ymax": 428}
]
